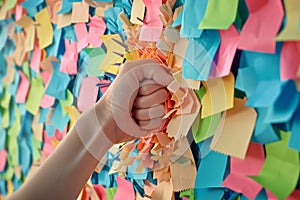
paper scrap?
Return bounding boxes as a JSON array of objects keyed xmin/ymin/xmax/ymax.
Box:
[
  {"xmin": 35, "ymin": 8, "xmax": 53, "ymax": 49},
  {"xmin": 210, "ymin": 98, "xmax": 257, "ymax": 159}
]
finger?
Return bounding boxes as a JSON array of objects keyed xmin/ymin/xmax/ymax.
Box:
[
  {"xmin": 139, "ymin": 80, "xmax": 164, "ymax": 96},
  {"xmin": 133, "ymin": 104, "xmax": 165, "ymax": 121},
  {"xmin": 138, "ymin": 117, "xmax": 165, "ymax": 130},
  {"xmin": 135, "ymin": 88, "xmax": 168, "ymax": 109}
]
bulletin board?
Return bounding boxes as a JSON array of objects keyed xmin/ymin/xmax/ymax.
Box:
[{"xmin": 0, "ymin": 0, "xmax": 300, "ymax": 199}]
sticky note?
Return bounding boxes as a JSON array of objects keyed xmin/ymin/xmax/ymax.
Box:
[
  {"xmin": 60, "ymin": 39, "xmax": 78, "ymax": 75},
  {"xmin": 280, "ymin": 42, "xmax": 300, "ymax": 81},
  {"xmin": 201, "ymin": 73, "xmax": 235, "ymax": 118},
  {"xmin": 0, "ymin": 149, "xmax": 7, "ymax": 171},
  {"xmin": 251, "ymin": 131, "xmax": 299, "ymax": 199},
  {"xmin": 195, "ymin": 150, "xmax": 228, "ymax": 188},
  {"xmin": 45, "ymin": 61, "xmax": 70, "ymax": 100},
  {"xmin": 289, "ymin": 105, "xmax": 300, "ymax": 151},
  {"xmin": 40, "ymin": 71, "xmax": 55, "ymax": 108},
  {"xmin": 15, "ymin": 14, "xmax": 35, "ymax": 51},
  {"xmin": 276, "ymin": 0, "xmax": 300, "ymax": 41},
  {"xmin": 114, "ymin": 177, "xmax": 135, "ymax": 200},
  {"xmin": 77, "ymin": 76, "xmax": 99, "ymax": 112},
  {"xmin": 57, "ymin": 0, "xmax": 72, "ymax": 14},
  {"xmin": 210, "ymin": 98, "xmax": 257, "ymax": 159},
  {"xmin": 194, "ymin": 188, "xmax": 224, "ymax": 200},
  {"xmin": 64, "ymin": 106, "xmax": 80, "ymax": 129},
  {"xmin": 238, "ymin": 0, "xmax": 284, "ymax": 53},
  {"xmin": 59, "ymin": 89, "xmax": 74, "ymax": 116},
  {"xmin": 199, "ymin": 0, "xmax": 238, "ymax": 29},
  {"xmin": 25, "ymin": 75, "xmax": 44, "ymax": 115},
  {"xmin": 49, "ymin": 104, "xmax": 70, "ymax": 132},
  {"xmin": 180, "ymin": 0, "xmax": 207, "ymax": 38},
  {"xmin": 130, "ymin": 0, "xmax": 145, "ymax": 25},
  {"xmin": 35, "ymin": 8, "xmax": 53, "ymax": 49},
  {"xmin": 222, "ymin": 143, "xmax": 265, "ymax": 199},
  {"xmin": 182, "ymin": 30, "xmax": 220, "ymax": 81},
  {"xmin": 86, "ymin": 47, "xmax": 106, "ymax": 76},
  {"xmin": 104, "ymin": 7, "xmax": 123, "ymax": 34},
  {"xmin": 74, "ymin": 23, "xmax": 88, "ymax": 52},
  {"xmin": 139, "ymin": 0, "xmax": 163, "ymax": 42},
  {"xmin": 29, "ymin": 44, "xmax": 41, "ymax": 72},
  {"xmin": 15, "ymin": 70, "xmax": 30, "ymax": 103},
  {"xmin": 87, "ymin": 16, "xmax": 106, "ymax": 47},
  {"xmin": 71, "ymin": 2, "xmax": 89, "ymax": 23},
  {"xmin": 211, "ymin": 25, "xmax": 239, "ymax": 78},
  {"xmin": 152, "ymin": 181, "xmax": 173, "ymax": 200}
]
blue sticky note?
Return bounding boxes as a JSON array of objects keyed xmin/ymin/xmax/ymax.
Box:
[
  {"xmin": 104, "ymin": 7, "xmax": 124, "ymax": 34},
  {"xmin": 0, "ymin": 24, "xmax": 7, "ymax": 52},
  {"xmin": 114, "ymin": 0, "xmax": 132, "ymax": 16},
  {"xmin": 45, "ymin": 61, "xmax": 70, "ymax": 100},
  {"xmin": 0, "ymin": 129, "xmax": 6, "ymax": 149},
  {"xmin": 21, "ymin": 0, "xmax": 44, "ymax": 17},
  {"xmin": 8, "ymin": 70, "xmax": 20, "ymax": 96},
  {"xmin": 180, "ymin": 0, "xmax": 208, "ymax": 38},
  {"xmin": 195, "ymin": 150, "xmax": 228, "ymax": 188},
  {"xmin": 39, "ymin": 108, "xmax": 50, "ymax": 124},
  {"xmin": 0, "ymin": 53, "xmax": 7, "ymax": 79},
  {"xmin": 263, "ymin": 80, "xmax": 299, "ymax": 123},
  {"xmin": 57, "ymin": 0, "xmax": 73, "ymax": 14},
  {"xmin": 194, "ymin": 188, "xmax": 224, "ymax": 200},
  {"xmin": 46, "ymin": 26, "xmax": 62, "ymax": 57},
  {"xmin": 63, "ymin": 25, "xmax": 77, "ymax": 42},
  {"xmin": 13, "ymin": 175, "xmax": 22, "ymax": 191},
  {"xmin": 289, "ymin": 103, "xmax": 300, "ymax": 151},
  {"xmin": 18, "ymin": 137, "xmax": 31, "ymax": 177},
  {"xmin": 0, "ymin": 180, "xmax": 7, "ymax": 195},
  {"xmin": 50, "ymin": 103, "xmax": 70, "ymax": 132},
  {"xmin": 252, "ymin": 108, "xmax": 279, "ymax": 144},
  {"xmin": 45, "ymin": 124, "xmax": 56, "ymax": 137},
  {"xmin": 182, "ymin": 30, "xmax": 220, "ymax": 81}
]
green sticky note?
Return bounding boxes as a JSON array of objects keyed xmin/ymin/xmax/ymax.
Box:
[
  {"xmin": 195, "ymin": 86, "xmax": 206, "ymax": 101},
  {"xmin": 0, "ymin": 158, "xmax": 14, "ymax": 180},
  {"xmin": 25, "ymin": 75, "xmax": 44, "ymax": 115},
  {"xmin": 0, "ymin": 87, "xmax": 11, "ymax": 128},
  {"xmin": 86, "ymin": 47, "xmax": 106, "ymax": 76},
  {"xmin": 7, "ymin": 124, "xmax": 20, "ymax": 166},
  {"xmin": 251, "ymin": 130, "xmax": 299, "ymax": 199},
  {"xmin": 7, "ymin": 0, "xmax": 17, "ymax": 9},
  {"xmin": 59, "ymin": 89, "xmax": 74, "ymax": 116},
  {"xmin": 180, "ymin": 189, "xmax": 195, "ymax": 200},
  {"xmin": 105, "ymin": 187, "xmax": 118, "ymax": 200},
  {"xmin": 198, "ymin": 0, "xmax": 239, "ymax": 29},
  {"xmin": 31, "ymin": 135, "xmax": 42, "ymax": 161},
  {"xmin": 23, "ymin": 61, "xmax": 31, "ymax": 80},
  {"xmin": 192, "ymin": 112, "xmax": 221, "ymax": 143}
]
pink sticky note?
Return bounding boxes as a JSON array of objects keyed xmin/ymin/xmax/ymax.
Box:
[
  {"xmin": 60, "ymin": 39, "xmax": 78, "ymax": 75},
  {"xmin": 30, "ymin": 44, "xmax": 42, "ymax": 72},
  {"xmin": 280, "ymin": 42, "xmax": 300, "ymax": 81},
  {"xmin": 16, "ymin": 70, "xmax": 30, "ymax": 103},
  {"xmin": 74, "ymin": 23, "xmax": 88, "ymax": 52},
  {"xmin": 182, "ymin": 197, "xmax": 189, "ymax": 200},
  {"xmin": 222, "ymin": 143, "xmax": 265, "ymax": 199},
  {"xmin": 0, "ymin": 149, "xmax": 7, "ymax": 171},
  {"xmin": 54, "ymin": 126, "xmax": 68, "ymax": 141},
  {"xmin": 238, "ymin": 0, "xmax": 284, "ymax": 53},
  {"xmin": 40, "ymin": 71, "xmax": 55, "ymax": 108},
  {"xmin": 87, "ymin": 16, "xmax": 106, "ymax": 47},
  {"xmin": 139, "ymin": 0, "xmax": 163, "ymax": 42},
  {"xmin": 211, "ymin": 25, "xmax": 239, "ymax": 78},
  {"xmin": 286, "ymin": 189, "xmax": 300, "ymax": 200},
  {"xmin": 266, "ymin": 190, "xmax": 278, "ymax": 200},
  {"xmin": 114, "ymin": 176, "xmax": 135, "ymax": 200},
  {"xmin": 42, "ymin": 131, "xmax": 55, "ymax": 158},
  {"xmin": 15, "ymin": 4, "xmax": 23, "ymax": 21},
  {"xmin": 77, "ymin": 76, "xmax": 99, "ymax": 112},
  {"xmin": 98, "ymin": 79, "xmax": 111, "ymax": 94}
]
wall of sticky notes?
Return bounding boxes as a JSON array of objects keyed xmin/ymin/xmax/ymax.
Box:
[{"xmin": 0, "ymin": 0, "xmax": 300, "ymax": 199}]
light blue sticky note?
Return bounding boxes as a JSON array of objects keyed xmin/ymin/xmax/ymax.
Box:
[
  {"xmin": 0, "ymin": 53, "xmax": 7, "ymax": 79},
  {"xmin": 0, "ymin": 180, "xmax": 7, "ymax": 196},
  {"xmin": 194, "ymin": 188, "xmax": 224, "ymax": 200},
  {"xmin": 263, "ymin": 80, "xmax": 299, "ymax": 124},
  {"xmin": 46, "ymin": 26, "xmax": 62, "ymax": 57},
  {"xmin": 38, "ymin": 108, "xmax": 50, "ymax": 124},
  {"xmin": 235, "ymin": 66, "xmax": 258, "ymax": 97},
  {"xmin": 195, "ymin": 150, "xmax": 228, "ymax": 188},
  {"xmin": 0, "ymin": 129, "xmax": 6, "ymax": 149},
  {"xmin": 50, "ymin": 103, "xmax": 70, "ymax": 132},
  {"xmin": 172, "ymin": 11, "xmax": 182, "ymax": 27},
  {"xmin": 21, "ymin": 0, "xmax": 43, "ymax": 17},
  {"xmin": 180, "ymin": 0, "xmax": 208, "ymax": 38},
  {"xmin": 246, "ymin": 80, "xmax": 282, "ymax": 107},
  {"xmin": 114, "ymin": 0, "xmax": 132, "ymax": 16},
  {"xmin": 0, "ymin": 24, "xmax": 7, "ymax": 52},
  {"xmin": 13, "ymin": 175, "xmax": 22, "ymax": 191},
  {"xmin": 182, "ymin": 30, "xmax": 220, "ymax": 81},
  {"xmin": 63, "ymin": 25, "xmax": 77, "ymax": 42},
  {"xmin": 45, "ymin": 124, "xmax": 56, "ymax": 137},
  {"xmin": 104, "ymin": 7, "xmax": 124, "ymax": 34},
  {"xmin": 289, "ymin": 103, "xmax": 300, "ymax": 151},
  {"xmin": 57, "ymin": 0, "xmax": 73, "ymax": 14},
  {"xmin": 45, "ymin": 61, "xmax": 70, "ymax": 100},
  {"xmin": 251, "ymin": 108, "xmax": 279, "ymax": 144},
  {"xmin": 8, "ymin": 70, "xmax": 20, "ymax": 96},
  {"xmin": 18, "ymin": 137, "xmax": 31, "ymax": 177}
]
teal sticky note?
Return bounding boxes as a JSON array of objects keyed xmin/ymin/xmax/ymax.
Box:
[
  {"xmin": 182, "ymin": 30, "xmax": 220, "ymax": 80},
  {"xmin": 46, "ymin": 26, "xmax": 62, "ymax": 57},
  {"xmin": 0, "ymin": 129, "xmax": 6, "ymax": 149},
  {"xmin": 180, "ymin": 0, "xmax": 207, "ymax": 38},
  {"xmin": 195, "ymin": 150, "xmax": 228, "ymax": 188},
  {"xmin": 57, "ymin": 0, "xmax": 73, "ymax": 14},
  {"xmin": 50, "ymin": 103, "xmax": 70, "ymax": 132},
  {"xmin": 38, "ymin": 108, "xmax": 50, "ymax": 124},
  {"xmin": 45, "ymin": 61, "xmax": 70, "ymax": 100},
  {"xmin": 289, "ymin": 104, "xmax": 300, "ymax": 151},
  {"xmin": 18, "ymin": 137, "xmax": 31, "ymax": 176},
  {"xmin": 0, "ymin": 25, "xmax": 7, "ymax": 52},
  {"xmin": 194, "ymin": 188, "xmax": 224, "ymax": 200},
  {"xmin": 104, "ymin": 7, "xmax": 124, "ymax": 34}
]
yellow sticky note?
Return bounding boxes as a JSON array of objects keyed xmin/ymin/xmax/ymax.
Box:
[
  {"xmin": 57, "ymin": 13, "xmax": 72, "ymax": 29},
  {"xmin": 276, "ymin": 0, "xmax": 300, "ymax": 41},
  {"xmin": 71, "ymin": 2, "xmax": 89, "ymax": 23},
  {"xmin": 35, "ymin": 8, "xmax": 53, "ymax": 49},
  {"xmin": 210, "ymin": 98, "xmax": 257, "ymax": 159},
  {"xmin": 31, "ymin": 111, "xmax": 44, "ymax": 142},
  {"xmin": 130, "ymin": 0, "xmax": 145, "ymax": 25},
  {"xmin": 201, "ymin": 73, "xmax": 235, "ymax": 118},
  {"xmin": 25, "ymin": 76, "xmax": 44, "ymax": 115},
  {"xmin": 64, "ymin": 106, "xmax": 81, "ymax": 129},
  {"xmin": 15, "ymin": 14, "xmax": 35, "ymax": 51},
  {"xmin": 100, "ymin": 34, "xmax": 126, "ymax": 71},
  {"xmin": 2, "ymin": 56, "xmax": 15, "ymax": 86}
]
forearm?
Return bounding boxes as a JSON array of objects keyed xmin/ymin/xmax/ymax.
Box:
[{"xmin": 9, "ymin": 107, "xmax": 112, "ymax": 200}]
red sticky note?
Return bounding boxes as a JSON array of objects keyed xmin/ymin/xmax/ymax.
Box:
[
  {"xmin": 280, "ymin": 42, "xmax": 300, "ymax": 81},
  {"xmin": 16, "ymin": 70, "xmax": 30, "ymax": 103},
  {"xmin": 238, "ymin": 0, "xmax": 284, "ymax": 53},
  {"xmin": 114, "ymin": 176, "xmax": 135, "ymax": 200},
  {"xmin": 77, "ymin": 76, "xmax": 99, "ymax": 112}
]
